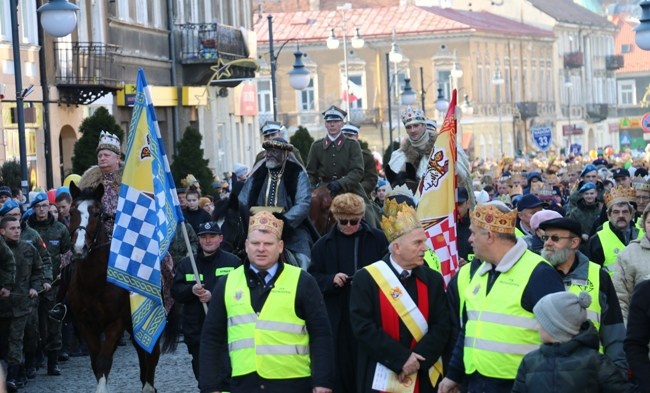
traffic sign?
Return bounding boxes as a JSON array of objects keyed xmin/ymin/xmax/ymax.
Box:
[
  {"xmin": 642, "ymin": 113, "xmax": 650, "ymax": 133},
  {"xmin": 531, "ymin": 127, "xmax": 552, "ymax": 151}
]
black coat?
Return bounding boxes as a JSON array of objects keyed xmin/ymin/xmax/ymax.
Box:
[
  {"xmin": 349, "ymin": 257, "xmax": 451, "ymax": 393},
  {"xmin": 625, "ymin": 279, "xmax": 650, "ymax": 392},
  {"xmin": 199, "ymin": 261, "xmax": 334, "ymax": 393},
  {"xmin": 513, "ymin": 322, "xmax": 637, "ymax": 393},
  {"xmin": 171, "ymin": 248, "xmax": 241, "ymax": 344}
]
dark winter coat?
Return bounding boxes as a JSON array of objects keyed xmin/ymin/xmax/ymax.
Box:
[
  {"xmin": 182, "ymin": 207, "xmax": 212, "ymax": 235},
  {"xmin": 513, "ymin": 321, "xmax": 637, "ymax": 393},
  {"xmin": 625, "ymin": 279, "xmax": 650, "ymax": 392},
  {"xmin": 567, "ymin": 198, "xmax": 603, "ymax": 237},
  {"xmin": 350, "ymin": 256, "xmax": 451, "ymax": 393},
  {"xmin": 171, "ymin": 248, "xmax": 241, "ymax": 345}
]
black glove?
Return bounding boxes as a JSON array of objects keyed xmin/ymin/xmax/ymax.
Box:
[
  {"xmin": 327, "ymin": 181, "xmax": 342, "ymax": 196},
  {"xmin": 272, "ymin": 212, "xmax": 286, "ymax": 222}
]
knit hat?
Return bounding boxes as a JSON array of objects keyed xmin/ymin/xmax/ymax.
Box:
[
  {"xmin": 533, "ymin": 291, "xmax": 592, "ymax": 343},
  {"xmin": 529, "ymin": 209, "xmax": 562, "ymax": 232},
  {"xmin": 0, "ymin": 186, "xmax": 11, "ymax": 198}
]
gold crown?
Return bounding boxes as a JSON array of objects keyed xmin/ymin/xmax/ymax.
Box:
[
  {"xmin": 471, "ymin": 204, "xmax": 517, "ymax": 234},
  {"xmin": 380, "ymin": 199, "xmax": 421, "ymax": 243},
  {"xmin": 530, "ymin": 182, "xmax": 555, "ymax": 196},
  {"xmin": 604, "ymin": 186, "xmax": 637, "ymax": 209},
  {"xmin": 567, "ymin": 162, "xmax": 582, "ymax": 174},
  {"xmin": 633, "ymin": 179, "xmax": 650, "ymax": 192},
  {"xmin": 510, "ymin": 184, "xmax": 523, "ymax": 197},
  {"xmin": 249, "ymin": 211, "xmax": 283, "ymax": 239},
  {"xmin": 544, "ymin": 174, "xmax": 559, "ymax": 185},
  {"xmin": 181, "ymin": 174, "xmax": 199, "ymax": 187}
]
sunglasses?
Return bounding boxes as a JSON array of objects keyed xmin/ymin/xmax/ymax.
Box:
[
  {"xmin": 338, "ymin": 218, "xmax": 360, "ymax": 226},
  {"xmin": 541, "ymin": 234, "xmax": 574, "ymax": 242}
]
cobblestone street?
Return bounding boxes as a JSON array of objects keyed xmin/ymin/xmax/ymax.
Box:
[{"xmin": 18, "ymin": 344, "xmax": 196, "ymax": 393}]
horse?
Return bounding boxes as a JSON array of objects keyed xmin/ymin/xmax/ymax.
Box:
[
  {"xmin": 66, "ymin": 182, "xmax": 178, "ymax": 393},
  {"xmin": 309, "ymin": 184, "xmax": 334, "ymax": 236}
]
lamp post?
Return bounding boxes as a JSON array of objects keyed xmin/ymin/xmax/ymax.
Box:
[
  {"xmin": 435, "ymin": 87, "xmax": 449, "ymax": 114},
  {"xmin": 267, "ymin": 15, "xmax": 312, "ymax": 122},
  {"xmin": 492, "ymin": 67, "xmax": 505, "ymax": 157},
  {"xmin": 401, "ymin": 78, "xmax": 417, "ymax": 106},
  {"xmin": 565, "ymin": 75, "xmax": 573, "ymax": 155},
  {"xmin": 10, "ymin": 0, "xmax": 78, "ymax": 200},
  {"xmin": 326, "ymin": 3, "xmax": 364, "ymax": 117},
  {"xmin": 419, "ymin": 67, "xmax": 426, "ymax": 114},
  {"xmin": 388, "ymin": 39, "xmax": 403, "ymax": 140}
]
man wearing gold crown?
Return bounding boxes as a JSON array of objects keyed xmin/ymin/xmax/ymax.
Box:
[
  {"xmin": 439, "ymin": 201, "xmax": 564, "ymax": 393},
  {"xmin": 349, "ymin": 198, "xmax": 450, "ymax": 392},
  {"xmin": 199, "ymin": 211, "xmax": 333, "ymax": 393},
  {"xmin": 585, "ymin": 186, "xmax": 639, "ymax": 273}
]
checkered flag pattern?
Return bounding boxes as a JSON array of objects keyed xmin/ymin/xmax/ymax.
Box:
[
  {"xmin": 423, "ymin": 213, "xmax": 459, "ymax": 284},
  {"xmin": 110, "ymin": 186, "xmax": 161, "ymax": 283}
]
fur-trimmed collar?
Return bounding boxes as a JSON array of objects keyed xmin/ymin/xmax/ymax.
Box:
[
  {"xmin": 78, "ymin": 163, "xmax": 124, "ymax": 190},
  {"xmin": 399, "ymin": 132, "xmax": 437, "ymax": 166}
]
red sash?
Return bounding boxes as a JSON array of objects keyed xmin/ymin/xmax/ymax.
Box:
[{"xmin": 378, "ymin": 277, "xmax": 429, "ymax": 393}]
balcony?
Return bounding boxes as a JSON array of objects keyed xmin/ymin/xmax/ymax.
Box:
[
  {"xmin": 54, "ymin": 42, "xmax": 121, "ymax": 105},
  {"xmin": 605, "ymin": 55, "xmax": 624, "ymax": 71},
  {"xmin": 177, "ymin": 22, "xmax": 256, "ymax": 87},
  {"xmin": 515, "ymin": 102, "xmax": 538, "ymax": 120},
  {"xmin": 563, "ymin": 52, "xmax": 584, "ymax": 68},
  {"xmin": 586, "ymin": 103, "xmax": 609, "ymax": 122},
  {"xmin": 350, "ymin": 108, "xmax": 379, "ymax": 125}
]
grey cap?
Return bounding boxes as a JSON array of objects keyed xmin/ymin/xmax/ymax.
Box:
[{"xmin": 533, "ymin": 291, "xmax": 592, "ymax": 343}]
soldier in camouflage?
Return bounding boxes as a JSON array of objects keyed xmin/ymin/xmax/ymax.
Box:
[
  {"xmin": 0, "ymin": 216, "xmax": 44, "ymax": 391},
  {"xmin": 26, "ymin": 192, "xmax": 70, "ymax": 376}
]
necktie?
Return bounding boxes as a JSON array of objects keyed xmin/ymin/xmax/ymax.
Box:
[
  {"xmin": 399, "ymin": 270, "xmax": 410, "ymax": 282},
  {"xmin": 257, "ymin": 270, "xmax": 268, "ymax": 285}
]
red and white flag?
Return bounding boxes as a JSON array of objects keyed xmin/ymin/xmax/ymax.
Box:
[{"xmin": 416, "ymin": 90, "xmax": 459, "ymax": 286}]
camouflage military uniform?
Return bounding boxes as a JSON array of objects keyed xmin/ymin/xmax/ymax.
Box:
[
  {"xmin": 27, "ymin": 212, "xmax": 70, "ymax": 353},
  {"xmin": 0, "ymin": 238, "xmax": 43, "ymax": 367},
  {"xmin": 0, "ymin": 236, "xmax": 15, "ymax": 294}
]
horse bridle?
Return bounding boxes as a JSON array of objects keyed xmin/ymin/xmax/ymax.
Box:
[{"xmin": 72, "ymin": 210, "xmax": 111, "ymax": 253}]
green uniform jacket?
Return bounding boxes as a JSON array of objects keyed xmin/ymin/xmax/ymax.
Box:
[
  {"xmin": 0, "ymin": 236, "xmax": 15, "ymax": 291},
  {"xmin": 26, "ymin": 213, "xmax": 70, "ymax": 279},
  {"xmin": 2, "ymin": 239, "xmax": 43, "ymax": 318},
  {"xmin": 21, "ymin": 224, "xmax": 53, "ymax": 283},
  {"xmin": 169, "ymin": 222, "xmax": 199, "ymax": 266},
  {"xmin": 306, "ymin": 134, "xmax": 366, "ymax": 197}
]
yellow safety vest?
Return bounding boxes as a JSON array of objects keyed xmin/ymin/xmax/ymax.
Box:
[
  {"xmin": 463, "ymin": 250, "xmax": 545, "ymax": 379},
  {"xmin": 424, "ymin": 249, "xmax": 441, "ymax": 273},
  {"xmin": 184, "ymin": 267, "xmax": 234, "ymax": 282},
  {"xmin": 636, "ymin": 218, "xmax": 645, "ymax": 239},
  {"xmin": 566, "ymin": 261, "xmax": 603, "ymax": 352},
  {"xmin": 596, "ymin": 224, "xmax": 626, "ymax": 275},
  {"xmin": 515, "ymin": 227, "xmax": 525, "ymax": 238},
  {"xmin": 224, "ymin": 265, "xmax": 310, "ymax": 379},
  {"xmin": 455, "ymin": 263, "xmax": 473, "ymax": 320}
]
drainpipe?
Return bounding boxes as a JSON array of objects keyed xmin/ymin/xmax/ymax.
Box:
[{"xmin": 167, "ymin": 0, "xmax": 180, "ymax": 153}]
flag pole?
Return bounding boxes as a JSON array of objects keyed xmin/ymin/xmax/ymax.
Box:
[{"xmin": 179, "ymin": 222, "xmax": 208, "ymax": 315}]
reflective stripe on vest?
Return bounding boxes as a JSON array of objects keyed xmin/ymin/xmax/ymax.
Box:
[
  {"xmin": 596, "ymin": 224, "xmax": 625, "ymax": 275},
  {"xmin": 567, "ymin": 261, "xmax": 603, "ymax": 352},
  {"xmin": 463, "ymin": 250, "xmax": 545, "ymax": 379},
  {"xmin": 185, "ymin": 267, "xmax": 234, "ymax": 282},
  {"xmin": 224, "ymin": 265, "xmax": 310, "ymax": 379},
  {"xmin": 456, "ymin": 263, "xmax": 473, "ymax": 325}
]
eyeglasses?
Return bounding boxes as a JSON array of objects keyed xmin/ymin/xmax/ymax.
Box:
[
  {"xmin": 338, "ymin": 218, "xmax": 360, "ymax": 226},
  {"xmin": 541, "ymin": 234, "xmax": 575, "ymax": 242},
  {"xmin": 34, "ymin": 204, "xmax": 49, "ymax": 210}
]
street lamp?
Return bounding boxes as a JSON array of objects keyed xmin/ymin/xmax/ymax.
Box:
[
  {"xmin": 492, "ymin": 66, "xmax": 505, "ymax": 156},
  {"xmin": 565, "ymin": 75, "xmax": 573, "ymax": 154},
  {"xmin": 267, "ymin": 15, "xmax": 312, "ymax": 122},
  {"xmin": 635, "ymin": 1, "xmax": 650, "ymax": 50},
  {"xmin": 326, "ymin": 3, "xmax": 364, "ymax": 116},
  {"xmin": 435, "ymin": 87, "xmax": 449, "ymax": 113},
  {"xmin": 400, "ymin": 78, "xmax": 417, "ymax": 106},
  {"xmin": 10, "ymin": 0, "xmax": 78, "ymax": 200}
]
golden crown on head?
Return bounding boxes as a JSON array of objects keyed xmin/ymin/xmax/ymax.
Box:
[
  {"xmin": 249, "ymin": 211, "xmax": 284, "ymax": 239},
  {"xmin": 567, "ymin": 162, "xmax": 583, "ymax": 175},
  {"xmin": 604, "ymin": 186, "xmax": 637, "ymax": 209},
  {"xmin": 530, "ymin": 182, "xmax": 554, "ymax": 196},
  {"xmin": 181, "ymin": 174, "xmax": 199, "ymax": 187},
  {"xmin": 471, "ymin": 204, "xmax": 517, "ymax": 234},
  {"xmin": 380, "ymin": 199, "xmax": 421, "ymax": 243},
  {"xmin": 633, "ymin": 179, "xmax": 650, "ymax": 192}
]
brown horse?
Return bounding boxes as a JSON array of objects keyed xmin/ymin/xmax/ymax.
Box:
[
  {"xmin": 309, "ymin": 184, "xmax": 335, "ymax": 236},
  {"xmin": 66, "ymin": 183, "xmax": 178, "ymax": 393}
]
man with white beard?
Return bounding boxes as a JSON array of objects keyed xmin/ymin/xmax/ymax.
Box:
[
  {"xmin": 538, "ymin": 217, "xmax": 627, "ymax": 373},
  {"xmin": 239, "ymin": 137, "xmax": 313, "ymax": 269}
]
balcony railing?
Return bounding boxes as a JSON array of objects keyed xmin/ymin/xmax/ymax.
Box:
[
  {"xmin": 515, "ymin": 102, "xmax": 538, "ymax": 119},
  {"xmin": 564, "ymin": 52, "xmax": 584, "ymax": 68},
  {"xmin": 54, "ymin": 42, "xmax": 121, "ymax": 105},
  {"xmin": 605, "ymin": 55, "xmax": 624, "ymax": 70},
  {"xmin": 586, "ymin": 103, "xmax": 609, "ymax": 122}
]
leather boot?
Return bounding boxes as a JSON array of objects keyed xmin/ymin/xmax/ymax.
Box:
[
  {"xmin": 47, "ymin": 350, "xmax": 62, "ymax": 376},
  {"xmin": 15, "ymin": 365, "xmax": 27, "ymax": 388},
  {"xmin": 6, "ymin": 364, "xmax": 19, "ymax": 392}
]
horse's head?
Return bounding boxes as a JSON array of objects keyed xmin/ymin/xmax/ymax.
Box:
[{"xmin": 69, "ymin": 182, "xmax": 105, "ymax": 259}]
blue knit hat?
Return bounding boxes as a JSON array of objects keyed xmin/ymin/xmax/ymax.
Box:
[{"xmin": 580, "ymin": 164, "xmax": 598, "ymax": 178}]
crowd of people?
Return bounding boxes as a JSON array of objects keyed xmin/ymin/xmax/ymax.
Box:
[{"xmin": 4, "ymin": 103, "xmax": 650, "ymax": 393}]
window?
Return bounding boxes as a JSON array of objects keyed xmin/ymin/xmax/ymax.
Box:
[
  {"xmin": 135, "ymin": 1, "xmax": 148, "ymax": 25},
  {"xmin": 436, "ymin": 70, "xmax": 451, "ymax": 103},
  {"xmin": 297, "ymin": 79, "xmax": 315, "ymax": 111},
  {"xmin": 0, "ymin": 2, "xmax": 12, "ymax": 41},
  {"xmin": 346, "ymin": 74, "xmax": 364, "ymax": 109},
  {"xmin": 621, "ymin": 44, "xmax": 633, "ymax": 53},
  {"xmin": 257, "ymin": 79, "xmax": 272, "ymax": 126},
  {"xmin": 20, "ymin": 0, "xmax": 37, "ymax": 45},
  {"xmin": 117, "ymin": 0, "xmax": 129, "ymax": 21},
  {"xmin": 618, "ymin": 80, "xmax": 636, "ymax": 106}
]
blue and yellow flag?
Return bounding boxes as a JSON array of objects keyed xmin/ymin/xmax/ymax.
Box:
[{"xmin": 107, "ymin": 68, "xmax": 184, "ymax": 353}]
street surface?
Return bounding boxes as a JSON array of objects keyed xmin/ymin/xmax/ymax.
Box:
[{"xmin": 20, "ymin": 344, "xmax": 196, "ymax": 393}]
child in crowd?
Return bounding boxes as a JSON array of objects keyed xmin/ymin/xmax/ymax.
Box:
[{"xmin": 512, "ymin": 291, "xmax": 637, "ymax": 393}]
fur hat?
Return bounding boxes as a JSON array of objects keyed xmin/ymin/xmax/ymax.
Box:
[
  {"xmin": 534, "ymin": 291, "xmax": 591, "ymax": 343},
  {"xmin": 330, "ymin": 193, "xmax": 365, "ymax": 219}
]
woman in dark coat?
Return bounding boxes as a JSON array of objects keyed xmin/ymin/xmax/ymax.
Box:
[
  {"xmin": 625, "ymin": 279, "xmax": 650, "ymax": 392},
  {"xmin": 308, "ymin": 193, "xmax": 389, "ymax": 393}
]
